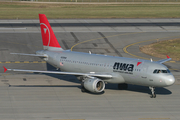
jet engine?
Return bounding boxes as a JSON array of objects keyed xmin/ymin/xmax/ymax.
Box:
[{"xmin": 82, "ymin": 77, "xmax": 105, "ymax": 93}]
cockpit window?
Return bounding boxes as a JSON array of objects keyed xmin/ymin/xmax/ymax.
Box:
[
  {"xmin": 167, "ymin": 69, "xmax": 171, "ymax": 73},
  {"xmin": 162, "ymin": 70, "xmax": 168, "ymax": 73},
  {"xmin": 153, "ymin": 69, "xmax": 158, "ymax": 73},
  {"xmin": 153, "ymin": 69, "xmax": 170, "ymax": 74}
]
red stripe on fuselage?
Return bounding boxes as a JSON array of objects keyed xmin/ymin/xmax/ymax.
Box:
[{"xmin": 137, "ymin": 62, "xmax": 142, "ymax": 66}]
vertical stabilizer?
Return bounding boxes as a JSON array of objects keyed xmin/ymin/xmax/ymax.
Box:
[{"xmin": 39, "ymin": 14, "xmax": 63, "ymax": 51}]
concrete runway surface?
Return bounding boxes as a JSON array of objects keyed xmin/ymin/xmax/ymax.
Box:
[{"xmin": 0, "ymin": 19, "xmax": 180, "ymax": 120}]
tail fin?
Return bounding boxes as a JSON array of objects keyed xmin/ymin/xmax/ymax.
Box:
[{"xmin": 39, "ymin": 14, "xmax": 63, "ymax": 51}]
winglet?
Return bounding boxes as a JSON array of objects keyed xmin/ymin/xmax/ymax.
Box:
[
  {"xmin": 3, "ymin": 66, "xmax": 7, "ymax": 73},
  {"xmin": 156, "ymin": 55, "xmax": 171, "ymax": 64},
  {"xmin": 166, "ymin": 55, "xmax": 170, "ymax": 58}
]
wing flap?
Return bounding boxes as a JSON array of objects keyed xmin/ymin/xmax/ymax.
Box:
[
  {"xmin": 11, "ymin": 53, "xmax": 47, "ymax": 58},
  {"xmin": 4, "ymin": 67, "xmax": 112, "ymax": 78}
]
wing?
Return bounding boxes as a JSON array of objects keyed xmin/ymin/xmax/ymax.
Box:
[
  {"xmin": 11, "ymin": 53, "xmax": 47, "ymax": 58},
  {"xmin": 3, "ymin": 66, "xmax": 112, "ymax": 79},
  {"xmin": 156, "ymin": 55, "xmax": 171, "ymax": 64}
]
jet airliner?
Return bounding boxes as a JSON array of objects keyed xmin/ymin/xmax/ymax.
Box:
[{"xmin": 3, "ymin": 14, "xmax": 175, "ymax": 98}]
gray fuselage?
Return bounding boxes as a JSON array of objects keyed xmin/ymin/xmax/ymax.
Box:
[{"xmin": 37, "ymin": 50, "xmax": 175, "ymax": 88}]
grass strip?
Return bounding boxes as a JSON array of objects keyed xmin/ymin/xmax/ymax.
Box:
[
  {"xmin": 140, "ymin": 39, "xmax": 180, "ymax": 61},
  {"xmin": 0, "ymin": 2, "xmax": 180, "ymax": 19}
]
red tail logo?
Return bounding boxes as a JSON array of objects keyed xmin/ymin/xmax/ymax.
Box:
[{"xmin": 39, "ymin": 14, "xmax": 61, "ymax": 48}]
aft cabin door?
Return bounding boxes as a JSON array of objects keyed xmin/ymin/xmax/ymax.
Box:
[{"xmin": 53, "ymin": 53, "xmax": 59, "ymax": 68}]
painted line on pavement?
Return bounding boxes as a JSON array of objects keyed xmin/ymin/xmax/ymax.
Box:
[
  {"xmin": 0, "ymin": 28, "xmax": 27, "ymax": 30},
  {"xmin": 0, "ymin": 61, "xmax": 46, "ymax": 64},
  {"xmin": 0, "ymin": 22, "xmax": 22, "ymax": 23},
  {"xmin": 123, "ymin": 35, "xmax": 180, "ymax": 64},
  {"xmin": 139, "ymin": 118, "xmax": 170, "ymax": 119},
  {"xmin": 71, "ymin": 32, "xmax": 143, "ymax": 51}
]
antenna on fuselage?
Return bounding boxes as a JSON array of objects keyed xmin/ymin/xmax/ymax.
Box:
[{"xmin": 150, "ymin": 58, "xmax": 153, "ymax": 62}]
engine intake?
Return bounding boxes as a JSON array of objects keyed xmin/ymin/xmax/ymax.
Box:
[{"xmin": 83, "ymin": 77, "xmax": 105, "ymax": 93}]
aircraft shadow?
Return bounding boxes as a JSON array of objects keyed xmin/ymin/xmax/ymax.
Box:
[
  {"xmin": 41, "ymin": 63, "xmax": 172, "ymax": 95},
  {"xmin": 105, "ymin": 84, "xmax": 172, "ymax": 95},
  {"xmin": 44, "ymin": 63, "xmax": 81, "ymax": 84},
  {"xmin": 43, "ymin": 63, "xmax": 104, "ymax": 95}
]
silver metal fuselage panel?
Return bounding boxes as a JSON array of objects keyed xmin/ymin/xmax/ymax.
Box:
[{"xmin": 37, "ymin": 50, "xmax": 175, "ymax": 87}]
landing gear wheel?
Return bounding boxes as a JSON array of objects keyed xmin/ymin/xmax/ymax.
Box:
[
  {"xmin": 118, "ymin": 83, "xmax": 128, "ymax": 90},
  {"xmin": 150, "ymin": 93, "xmax": 156, "ymax": 98},
  {"xmin": 81, "ymin": 88, "xmax": 86, "ymax": 93},
  {"xmin": 81, "ymin": 83, "xmax": 86, "ymax": 93},
  {"xmin": 149, "ymin": 87, "xmax": 156, "ymax": 98}
]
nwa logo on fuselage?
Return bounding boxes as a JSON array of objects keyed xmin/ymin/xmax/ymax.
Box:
[{"xmin": 113, "ymin": 62, "xmax": 134, "ymax": 74}]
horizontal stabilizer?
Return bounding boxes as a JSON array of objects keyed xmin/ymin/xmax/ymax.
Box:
[
  {"xmin": 3, "ymin": 67, "xmax": 112, "ymax": 78},
  {"xmin": 11, "ymin": 53, "xmax": 47, "ymax": 58},
  {"xmin": 3, "ymin": 66, "xmax": 7, "ymax": 73},
  {"xmin": 156, "ymin": 55, "xmax": 171, "ymax": 64}
]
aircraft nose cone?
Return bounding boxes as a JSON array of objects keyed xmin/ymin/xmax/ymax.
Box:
[{"xmin": 165, "ymin": 75, "xmax": 175, "ymax": 86}]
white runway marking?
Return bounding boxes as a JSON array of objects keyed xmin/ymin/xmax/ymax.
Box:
[
  {"xmin": 0, "ymin": 22, "xmax": 22, "ymax": 23},
  {"xmin": 0, "ymin": 27, "xmax": 27, "ymax": 30}
]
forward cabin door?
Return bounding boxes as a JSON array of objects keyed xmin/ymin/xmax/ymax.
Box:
[
  {"xmin": 141, "ymin": 66, "xmax": 148, "ymax": 79},
  {"xmin": 140, "ymin": 63, "xmax": 149, "ymax": 85}
]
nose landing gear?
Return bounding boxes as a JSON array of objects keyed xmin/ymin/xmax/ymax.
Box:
[{"xmin": 149, "ymin": 87, "xmax": 156, "ymax": 98}]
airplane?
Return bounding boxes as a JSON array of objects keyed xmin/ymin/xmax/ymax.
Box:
[{"xmin": 3, "ymin": 14, "xmax": 175, "ymax": 98}]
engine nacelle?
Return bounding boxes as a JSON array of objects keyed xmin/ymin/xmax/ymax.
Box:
[{"xmin": 83, "ymin": 77, "xmax": 105, "ymax": 93}]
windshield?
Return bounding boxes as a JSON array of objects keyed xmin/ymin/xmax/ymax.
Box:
[{"xmin": 153, "ymin": 69, "xmax": 170, "ymax": 74}]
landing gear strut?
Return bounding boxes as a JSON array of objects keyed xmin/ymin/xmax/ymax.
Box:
[
  {"xmin": 118, "ymin": 83, "xmax": 128, "ymax": 90},
  {"xmin": 81, "ymin": 87, "xmax": 86, "ymax": 92},
  {"xmin": 149, "ymin": 87, "xmax": 156, "ymax": 98},
  {"xmin": 81, "ymin": 82, "xmax": 86, "ymax": 93}
]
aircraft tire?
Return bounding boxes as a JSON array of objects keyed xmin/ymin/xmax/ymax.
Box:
[
  {"xmin": 81, "ymin": 89, "xmax": 86, "ymax": 93},
  {"xmin": 150, "ymin": 93, "xmax": 156, "ymax": 98},
  {"xmin": 154, "ymin": 94, "xmax": 156, "ymax": 98},
  {"xmin": 153, "ymin": 92, "xmax": 156, "ymax": 98},
  {"xmin": 81, "ymin": 86, "xmax": 86, "ymax": 93}
]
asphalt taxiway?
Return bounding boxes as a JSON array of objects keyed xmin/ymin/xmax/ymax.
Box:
[{"xmin": 0, "ymin": 19, "xmax": 180, "ymax": 120}]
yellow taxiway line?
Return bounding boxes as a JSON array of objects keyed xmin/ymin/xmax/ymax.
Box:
[
  {"xmin": 71, "ymin": 32, "xmax": 143, "ymax": 51},
  {"xmin": 123, "ymin": 35, "xmax": 180, "ymax": 64},
  {"xmin": 0, "ymin": 61, "xmax": 46, "ymax": 64}
]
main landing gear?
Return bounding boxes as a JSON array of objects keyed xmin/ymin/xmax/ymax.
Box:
[
  {"xmin": 118, "ymin": 83, "xmax": 128, "ymax": 90},
  {"xmin": 81, "ymin": 83, "xmax": 86, "ymax": 93},
  {"xmin": 149, "ymin": 87, "xmax": 156, "ymax": 98}
]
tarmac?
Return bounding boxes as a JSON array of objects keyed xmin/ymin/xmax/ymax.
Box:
[{"xmin": 0, "ymin": 18, "xmax": 180, "ymax": 120}]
